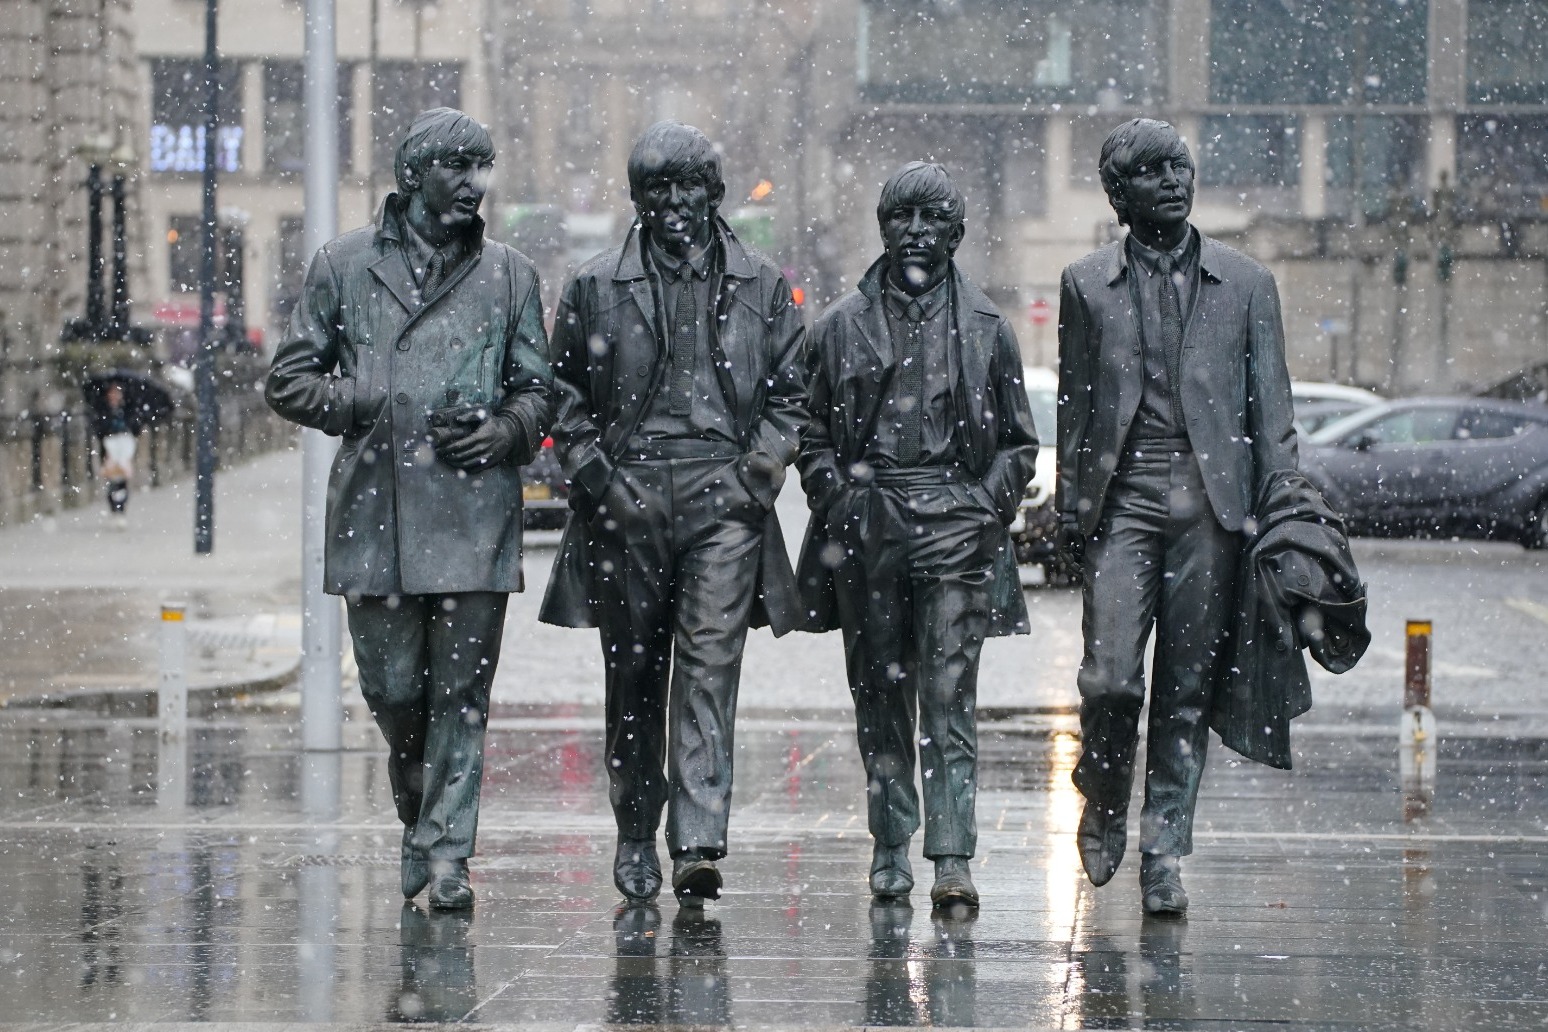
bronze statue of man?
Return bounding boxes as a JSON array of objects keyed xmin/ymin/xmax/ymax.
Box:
[
  {"xmin": 267, "ymin": 108, "xmax": 553, "ymax": 910},
  {"xmin": 1056, "ymin": 118, "xmax": 1298, "ymax": 914},
  {"xmin": 797, "ymin": 162, "xmax": 1038, "ymax": 908},
  {"xmin": 540, "ymin": 121, "xmax": 807, "ymax": 907}
]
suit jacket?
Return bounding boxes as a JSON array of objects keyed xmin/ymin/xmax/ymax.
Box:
[
  {"xmin": 1212, "ymin": 469, "xmax": 1369, "ymax": 769},
  {"xmin": 537, "ymin": 218, "xmax": 807, "ymax": 635},
  {"xmin": 265, "ymin": 196, "xmax": 553, "ymax": 596},
  {"xmin": 1056, "ymin": 231, "xmax": 1298, "ymax": 535},
  {"xmin": 795, "ymin": 257, "xmax": 1039, "ymax": 636}
]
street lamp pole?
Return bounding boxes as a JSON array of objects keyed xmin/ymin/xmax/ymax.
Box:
[
  {"xmin": 301, "ymin": 0, "xmax": 343, "ymax": 751},
  {"xmin": 194, "ymin": 0, "xmax": 219, "ymax": 554}
]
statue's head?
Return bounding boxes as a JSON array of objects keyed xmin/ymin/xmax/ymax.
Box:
[
  {"xmin": 1098, "ymin": 118, "xmax": 1194, "ymax": 231},
  {"xmin": 394, "ymin": 108, "xmax": 495, "ymax": 233},
  {"xmin": 627, "ymin": 121, "xmax": 725, "ymax": 258},
  {"xmin": 876, "ymin": 161, "xmax": 965, "ymax": 296}
]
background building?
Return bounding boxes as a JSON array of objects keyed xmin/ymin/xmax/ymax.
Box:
[{"xmin": 492, "ymin": 0, "xmax": 1548, "ymax": 394}]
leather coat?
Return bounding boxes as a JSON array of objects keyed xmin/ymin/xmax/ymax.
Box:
[
  {"xmin": 538, "ymin": 219, "xmax": 808, "ymax": 634},
  {"xmin": 1211, "ymin": 469, "xmax": 1370, "ymax": 769},
  {"xmin": 795, "ymin": 257, "xmax": 1040, "ymax": 636},
  {"xmin": 265, "ymin": 196, "xmax": 553, "ymax": 596},
  {"xmin": 1056, "ymin": 232, "xmax": 1298, "ymax": 535}
]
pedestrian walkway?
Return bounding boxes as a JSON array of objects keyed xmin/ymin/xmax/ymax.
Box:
[
  {"xmin": 1, "ymin": 700, "xmax": 1543, "ymax": 1029},
  {"xmin": 0, "ymin": 447, "xmax": 305, "ymax": 707}
]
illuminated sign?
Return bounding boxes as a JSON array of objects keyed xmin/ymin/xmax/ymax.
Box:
[{"xmin": 149, "ymin": 124, "xmax": 243, "ymax": 173}]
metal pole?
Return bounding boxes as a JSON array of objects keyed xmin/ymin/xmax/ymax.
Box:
[
  {"xmin": 302, "ymin": 0, "xmax": 343, "ymax": 751},
  {"xmin": 194, "ymin": 0, "xmax": 219, "ymax": 554},
  {"xmin": 110, "ymin": 174, "xmax": 129, "ymax": 335},
  {"xmin": 85, "ymin": 164, "xmax": 105, "ymax": 333}
]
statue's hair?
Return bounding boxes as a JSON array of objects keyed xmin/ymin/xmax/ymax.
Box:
[
  {"xmin": 627, "ymin": 121, "xmax": 724, "ymax": 200},
  {"xmin": 394, "ymin": 108, "xmax": 495, "ymax": 194},
  {"xmin": 876, "ymin": 161, "xmax": 965, "ymax": 229},
  {"xmin": 1098, "ymin": 118, "xmax": 1192, "ymax": 227}
]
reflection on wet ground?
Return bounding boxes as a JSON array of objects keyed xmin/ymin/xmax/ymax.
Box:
[{"xmin": 1, "ymin": 705, "xmax": 1546, "ymax": 1029}]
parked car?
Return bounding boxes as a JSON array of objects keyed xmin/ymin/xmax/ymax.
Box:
[
  {"xmin": 1298, "ymin": 397, "xmax": 1548, "ymax": 548},
  {"xmin": 520, "ymin": 436, "xmax": 570, "ymax": 530},
  {"xmin": 1291, "ymin": 381, "xmax": 1383, "ymax": 435},
  {"xmin": 1008, "ymin": 366, "xmax": 1078, "ymax": 585}
]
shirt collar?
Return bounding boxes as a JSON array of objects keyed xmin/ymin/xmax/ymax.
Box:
[
  {"xmin": 1126, "ymin": 226, "xmax": 1197, "ymax": 277},
  {"xmin": 883, "ymin": 271, "xmax": 948, "ymax": 322},
  {"xmin": 648, "ymin": 234, "xmax": 714, "ymax": 281},
  {"xmin": 398, "ymin": 206, "xmax": 466, "ymax": 283}
]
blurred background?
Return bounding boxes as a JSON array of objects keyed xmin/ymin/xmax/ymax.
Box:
[{"xmin": 3, "ymin": 0, "xmax": 1548, "ymax": 528}]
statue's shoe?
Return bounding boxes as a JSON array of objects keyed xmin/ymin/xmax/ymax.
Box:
[
  {"xmin": 1140, "ymin": 853, "xmax": 1189, "ymax": 916},
  {"xmin": 401, "ymin": 825, "xmax": 429, "ymax": 900},
  {"xmin": 1077, "ymin": 798, "xmax": 1128, "ymax": 886},
  {"xmin": 869, "ymin": 841, "xmax": 914, "ymax": 899},
  {"xmin": 929, "ymin": 856, "xmax": 979, "ymax": 909},
  {"xmin": 613, "ymin": 837, "xmax": 662, "ymax": 903},
  {"xmin": 672, "ymin": 855, "xmax": 722, "ymax": 908},
  {"xmin": 427, "ymin": 858, "xmax": 474, "ymax": 911}
]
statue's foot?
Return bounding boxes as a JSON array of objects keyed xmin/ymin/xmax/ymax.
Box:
[
  {"xmin": 1140, "ymin": 853, "xmax": 1188, "ymax": 916},
  {"xmin": 1077, "ymin": 799, "xmax": 1128, "ymax": 886},
  {"xmin": 929, "ymin": 855, "xmax": 979, "ymax": 909},
  {"xmin": 870, "ymin": 841, "xmax": 914, "ymax": 899},
  {"xmin": 671, "ymin": 854, "xmax": 722, "ymax": 908},
  {"xmin": 401, "ymin": 825, "xmax": 429, "ymax": 900},
  {"xmin": 613, "ymin": 836, "xmax": 662, "ymax": 903},
  {"xmin": 427, "ymin": 858, "xmax": 473, "ymax": 911}
]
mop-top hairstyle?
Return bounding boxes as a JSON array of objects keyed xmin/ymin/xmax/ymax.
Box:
[
  {"xmin": 394, "ymin": 108, "xmax": 495, "ymax": 194},
  {"xmin": 1098, "ymin": 118, "xmax": 1193, "ymax": 227},
  {"xmin": 876, "ymin": 161, "xmax": 965, "ymax": 231},
  {"xmin": 626, "ymin": 121, "xmax": 725, "ymax": 200}
]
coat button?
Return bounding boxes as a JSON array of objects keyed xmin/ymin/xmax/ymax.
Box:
[
  {"xmin": 1120, "ymin": 415, "xmax": 1130, "ymax": 426},
  {"xmin": 637, "ymin": 364, "xmax": 650, "ymax": 377},
  {"xmin": 395, "ymin": 393, "xmax": 409, "ymax": 404},
  {"xmin": 450, "ymin": 336, "xmax": 464, "ymax": 350},
  {"xmin": 1275, "ymin": 641, "xmax": 1288, "ymax": 652}
]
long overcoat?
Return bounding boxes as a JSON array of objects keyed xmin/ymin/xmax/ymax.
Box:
[
  {"xmin": 265, "ymin": 197, "xmax": 553, "ymax": 596},
  {"xmin": 1055, "ymin": 232, "xmax": 1298, "ymax": 535},
  {"xmin": 537, "ymin": 219, "xmax": 807, "ymax": 634},
  {"xmin": 795, "ymin": 257, "xmax": 1040, "ymax": 636}
]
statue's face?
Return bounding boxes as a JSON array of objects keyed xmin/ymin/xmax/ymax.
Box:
[
  {"xmin": 1123, "ymin": 150, "xmax": 1194, "ymax": 234},
  {"xmin": 634, "ymin": 169, "xmax": 722, "ymax": 257},
  {"xmin": 411, "ymin": 151, "xmax": 492, "ymax": 233},
  {"xmin": 880, "ymin": 201, "xmax": 963, "ymax": 294}
]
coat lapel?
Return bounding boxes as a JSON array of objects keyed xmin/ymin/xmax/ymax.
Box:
[
  {"xmin": 1181, "ymin": 233, "xmax": 1227, "ymax": 352},
  {"xmin": 369, "ymin": 250, "xmax": 420, "ymax": 315},
  {"xmin": 613, "ymin": 224, "xmax": 660, "ymax": 351}
]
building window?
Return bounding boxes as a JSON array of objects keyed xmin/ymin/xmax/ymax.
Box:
[
  {"xmin": 1210, "ymin": 0, "xmax": 1428, "ymax": 105},
  {"xmin": 1325, "ymin": 116, "xmax": 1425, "ymax": 219},
  {"xmin": 1468, "ymin": 0, "xmax": 1548, "ymax": 104},
  {"xmin": 264, "ymin": 61, "xmax": 354, "ymax": 175},
  {"xmin": 166, "ymin": 216, "xmax": 244, "ymax": 297},
  {"xmin": 370, "ymin": 61, "xmax": 463, "ymax": 182},
  {"xmin": 859, "ymin": 0, "xmax": 1165, "ymax": 106},
  {"xmin": 1198, "ymin": 115, "xmax": 1300, "ymax": 188},
  {"xmin": 1457, "ymin": 116, "xmax": 1548, "ymax": 216},
  {"xmin": 149, "ymin": 58, "xmax": 245, "ymax": 174}
]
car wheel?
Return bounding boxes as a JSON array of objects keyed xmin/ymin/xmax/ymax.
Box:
[{"xmin": 1524, "ymin": 497, "xmax": 1548, "ymax": 550}]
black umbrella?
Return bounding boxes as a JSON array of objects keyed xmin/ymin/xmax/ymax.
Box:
[{"xmin": 82, "ymin": 369, "xmax": 176, "ymax": 437}]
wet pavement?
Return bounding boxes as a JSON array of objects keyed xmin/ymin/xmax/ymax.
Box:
[
  {"xmin": 3, "ymin": 451, "xmax": 1548, "ymax": 1028},
  {"xmin": 2, "ymin": 701, "xmax": 1547, "ymax": 1030}
]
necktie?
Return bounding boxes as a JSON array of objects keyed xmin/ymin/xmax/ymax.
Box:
[
  {"xmin": 897, "ymin": 298, "xmax": 926, "ymax": 465},
  {"xmin": 422, "ymin": 250, "xmax": 447, "ymax": 300},
  {"xmin": 669, "ymin": 270, "xmax": 696, "ymax": 417},
  {"xmin": 1156, "ymin": 253, "xmax": 1184, "ymax": 426}
]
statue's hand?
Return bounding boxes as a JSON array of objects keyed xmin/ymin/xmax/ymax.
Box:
[
  {"xmin": 1056, "ymin": 514, "xmax": 1086, "ymax": 570},
  {"xmin": 436, "ymin": 414, "xmax": 519, "ymax": 471}
]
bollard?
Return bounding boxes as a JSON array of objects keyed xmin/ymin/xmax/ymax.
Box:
[
  {"xmin": 159, "ymin": 603, "xmax": 188, "ymax": 739},
  {"xmin": 1399, "ymin": 619, "xmax": 1436, "ymax": 781}
]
